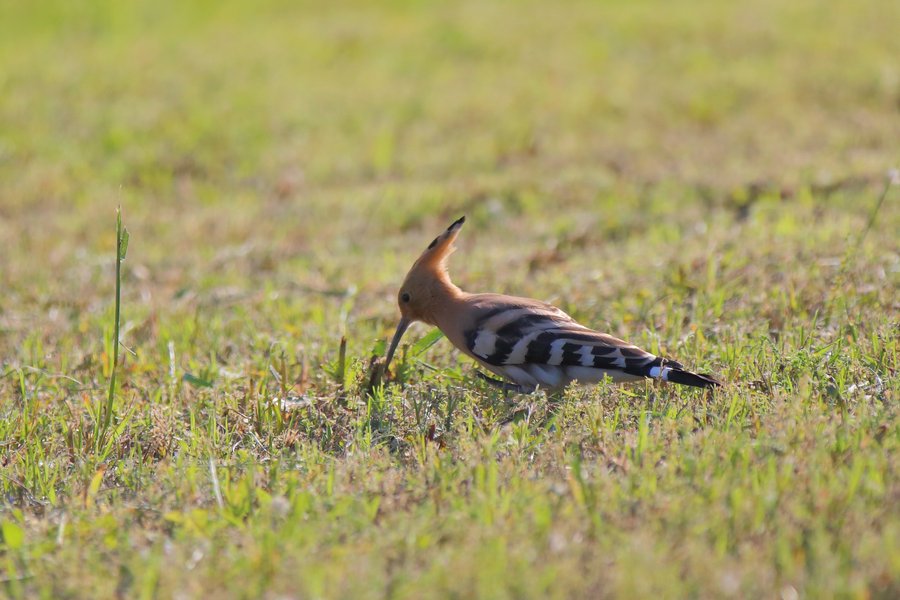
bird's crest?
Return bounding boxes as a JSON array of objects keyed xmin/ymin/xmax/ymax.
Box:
[{"xmin": 409, "ymin": 215, "xmax": 465, "ymax": 277}]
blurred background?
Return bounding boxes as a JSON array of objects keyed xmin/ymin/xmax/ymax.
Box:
[{"xmin": 1, "ymin": 0, "xmax": 898, "ymax": 362}]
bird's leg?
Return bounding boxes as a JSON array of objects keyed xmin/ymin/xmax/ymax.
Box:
[{"xmin": 474, "ymin": 371, "xmax": 535, "ymax": 394}]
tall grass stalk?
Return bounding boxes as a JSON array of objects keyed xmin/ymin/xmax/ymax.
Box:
[{"xmin": 96, "ymin": 207, "xmax": 128, "ymax": 451}]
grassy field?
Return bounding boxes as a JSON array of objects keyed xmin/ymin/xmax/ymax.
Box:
[{"xmin": 1, "ymin": 0, "xmax": 899, "ymax": 597}]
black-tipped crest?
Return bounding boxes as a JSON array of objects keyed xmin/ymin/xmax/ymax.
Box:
[
  {"xmin": 422, "ymin": 216, "xmax": 465, "ymax": 253},
  {"xmin": 448, "ymin": 215, "xmax": 465, "ymax": 230}
]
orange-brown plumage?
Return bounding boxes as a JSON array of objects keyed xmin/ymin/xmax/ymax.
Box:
[{"xmin": 385, "ymin": 216, "xmax": 721, "ymax": 392}]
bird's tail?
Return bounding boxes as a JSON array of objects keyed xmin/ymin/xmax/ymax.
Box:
[
  {"xmin": 640, "ymin": 357, "xmax": 722, "ymax": 389},
  {"xmin": 662, "ymin": 368, "xmax": 721, "ymax": 388}
]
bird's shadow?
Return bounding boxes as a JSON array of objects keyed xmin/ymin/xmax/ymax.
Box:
[{"xmin": 472, "ymin": 370, "xmax": 566, "ymax": 428}]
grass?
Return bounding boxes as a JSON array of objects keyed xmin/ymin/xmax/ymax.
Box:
[{"xmin": 1, "ymin": 0, "xmax": 899, "ymax": 597}]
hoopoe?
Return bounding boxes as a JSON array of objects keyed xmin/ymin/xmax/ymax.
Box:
[{"xmin": 384, "ymin": 216, "xmax": 721, "ymax": 393}]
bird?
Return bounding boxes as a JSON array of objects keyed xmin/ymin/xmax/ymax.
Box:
[{"xmin": 384, "ymin": 216, "xmax": 721, "ymax": 393}]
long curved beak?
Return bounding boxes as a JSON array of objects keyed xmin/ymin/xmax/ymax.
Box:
[{"xmin": 384, "ymin": 317, "xmax": 412, "ymax": 369}]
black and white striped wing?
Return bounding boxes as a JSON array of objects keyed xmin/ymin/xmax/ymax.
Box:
[{"xmin": 463, "ymin": 304, "xmax": 674, "ymax": 389}]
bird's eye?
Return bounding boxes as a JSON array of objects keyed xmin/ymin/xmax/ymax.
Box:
[{"xmin": 401, "ymin": 292, "xmax": 411, "ymax": 303}]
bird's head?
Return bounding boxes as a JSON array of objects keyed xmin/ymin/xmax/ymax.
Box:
[{"xmin": 385, "ymin": 215, "xmax": 465, "ymax": 368}]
